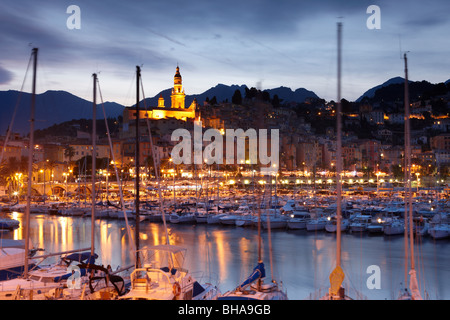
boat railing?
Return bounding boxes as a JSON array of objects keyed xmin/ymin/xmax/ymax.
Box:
[{"xmin": 130, "ymin": 268, "xmax": 172, "ymax": 290}]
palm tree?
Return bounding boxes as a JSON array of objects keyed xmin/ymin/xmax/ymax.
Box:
[
  {"xmin": 144, "ymin": 155, "xmax": 155, "ymax": 177},
  {"xmin": 64, "ymin": 145, "xmax": 75, "ymax": 164},
  {"xmin": 0, "ymin": 159, "xmax": 9, "ymax": 186}
]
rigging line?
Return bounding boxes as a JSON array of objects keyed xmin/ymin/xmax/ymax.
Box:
[
  {"xmin": 416, "ymin": 231, "xmax": 424, "ymax": 296},
  {"xmin": 96, "ymin": 77, "xmax": 135, "ymax": 253},
  {"xmin": 139, "ymin": 76, "xmax": 170, "ymax": 246},
  {"xmin": 0, "ymin": 52, "xmax": 33, "ymax": 165}
]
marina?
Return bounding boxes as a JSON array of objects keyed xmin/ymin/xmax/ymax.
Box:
[
  {"xmin": 1, "ymin": 190, "xmax": 449, "ymax": 300},
  {"xmin": 1, "ymin": 10, "xmax": 449, "ymax": 303}
]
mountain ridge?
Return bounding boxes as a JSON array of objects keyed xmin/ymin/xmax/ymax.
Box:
[
  {"xmin": 0, "ymin": 84, "xmax": 319, "ymax": 134},
  {"xmin": 1, "ymin": 77, "xmax": 448, "ymax": 135}
]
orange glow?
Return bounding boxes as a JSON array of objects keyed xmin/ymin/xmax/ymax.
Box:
[{"xmin": 214, "ymin": 231, "xmax": 228, "ymax": 283}]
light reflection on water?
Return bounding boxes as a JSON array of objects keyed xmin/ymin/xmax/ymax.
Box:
[{"xmin": 4, "ymin": 211, "xmax": 450, "ymax": 300}]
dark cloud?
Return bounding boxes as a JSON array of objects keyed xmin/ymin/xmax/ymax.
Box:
[
  {"xmin": 0, "ymin": 66, "xmax": 13, "ymax": 85},
  {"xmin": 1, "ymin": 0, "xmax": 449, "ymax": 102}
]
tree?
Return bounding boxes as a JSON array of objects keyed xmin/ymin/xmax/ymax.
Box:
[
  {"xmin": 262, "ymin": 90, "xmax": 270, "ymax": 102},
  {"xmin": 64, "ymin": 146, "xmax": 75, "ymax": 163},
  {"xmin": 245, "ymin": 87, "xmax": 258, "ymax": 100},
  {"xmin": 209, "ymin": 96, "xmax": 217, "ymax": 105},
  {"xmin": 232, "ymin": 90, "xmax": 242, "ymax": 105},
  {"xmin": 144, "ymin": 155, "xmax": 155, "ymax": 177},
  {"xmin": 391, "ymin": 164, "xmax": 403, "ymax": 179},
  {"xmin": 272, "ymin": 94, "xmax": 281, "ymax": 108}
]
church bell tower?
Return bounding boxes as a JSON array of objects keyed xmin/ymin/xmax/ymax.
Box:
[{"xmin": 171, "ymin": 65, "xmax": 185, "ymax": 109}]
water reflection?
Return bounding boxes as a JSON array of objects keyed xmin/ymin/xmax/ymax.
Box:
[{"xmin": 2, "ymin": 212, "xmax": 450, "ymax": 300}]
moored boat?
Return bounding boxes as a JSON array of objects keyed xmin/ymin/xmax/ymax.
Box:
[
  {"xmin": 119, "ymin": 245, "xmax": 220, "ymax": 300},
  {"xmin": 306, "ymin": 217, "xmax": 327, "ymax": 231},
  {"xmin": 287, "ymin": 211, "xmax": 310, "ymax": 230}
]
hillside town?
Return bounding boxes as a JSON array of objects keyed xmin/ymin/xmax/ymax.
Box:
[{"xmin": 1, "ymin": 67, "xmax": 449, "ymax": 199}]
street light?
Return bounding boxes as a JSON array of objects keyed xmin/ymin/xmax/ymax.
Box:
[
  {"xmin": 415, "ymin": 172, "xmax": 420, "ymax": 193},
  {"xmin": 169, "ymin": 158, "xmax": 175, "ymax": 203},
  {"xmin": 376, "ymin": 171, "xmax": 381, "ymax": 197},
  {"xmin": 63, "ymin": 172, "xmax": 68, "ymax": 198}
]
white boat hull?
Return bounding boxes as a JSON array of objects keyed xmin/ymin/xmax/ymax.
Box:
[
  {"xmin": 429, "ymin": 225, "xmax": 450, "ymax": 239},
  {"xmin": 306, "ymin": 220, "xmax": 326, "ymax": 231},
  {"xmin": 383, "ymin": 224, "xmax": 405, "ymax": 235},
  {"xmin": 207, "ymin": 214, "xmax": 227, "ymax": 224},
  {"xmin": 262, "ymin": 220, "xmax": 287, "ymax": 229},
  {"xmin": 195, "ymin": 215, "xmax": 208, "ymax": 224},
  {"xmin": 170, "ymin": 214, "xmax": 196, "ymax": 224},
  {"xmin": 367, "ymin": 225, "xmax": 384, "ymax": 234},
  {"xmin": 287, "ymin": 219, "xmax": 307, "ymax": 230},
  {"xmin": 349, "ymin": 224, "xmax": 367, "ymax": 233},
  {"xmin": 235, "ymin": 218, "xmax": 253, "ymax": 227},
  {"xmin": 220, "ymin": 215, "xmax": 239, "ymax": 225}
]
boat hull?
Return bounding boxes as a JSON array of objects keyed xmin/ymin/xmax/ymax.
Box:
[
  {"xmin": 287, "ymin": 219, "xmax": 307, "ymax": 230},
  {"xmin": 383, "ymin": 224, "xmax": 404, "ymax": 235},
  {"xmin": 429, "ymin": 225, "xmax": 450, "ymax": 239}
]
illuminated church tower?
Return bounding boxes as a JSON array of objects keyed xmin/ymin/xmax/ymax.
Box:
[
  {"xmin": 124, "ymin": 65, "xmax": 196, "ymax": 123},
  {"xmin": 171, "ymin": 66, "xmax": 185, "ymax": 109}
]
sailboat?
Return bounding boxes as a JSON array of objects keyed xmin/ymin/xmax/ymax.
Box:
[
  {"xmin": 307, "ymin": 22, "xmax": 360, "ymax": 300},
  {"xmin": 0, "ymin": 48, "xmax": 64, "ymax": 299},
  {"xmin": 218, "ymin": 170, "xmax": 287, "ymax": 300},
  {"xmin": 19, "ymin": 73, "xmax": 128, "ymax": 300},
  {"xmin": 118, "ymin": 66, "xmax": 220, "ymax": 300},
  {"xmin": 319, "ymin": 22, "xmax": 352, "ymax": 300},
  {"xmin": 397, "ymin": 53, "xmax": 423, "ymax": 301}
]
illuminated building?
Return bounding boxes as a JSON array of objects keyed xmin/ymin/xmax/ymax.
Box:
[{"xmin": 123, "ymin": 66, "xmax": 198, "ymax": 124}]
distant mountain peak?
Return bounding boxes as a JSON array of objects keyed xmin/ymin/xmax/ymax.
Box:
[{"xmin": 357, "ymin": 77, "xmax": 407, "ymax": 102}]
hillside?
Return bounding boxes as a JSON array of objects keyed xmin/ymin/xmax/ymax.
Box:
[
  {"xmin": 1, "ymin": 84, "xmax": 319, "ymax": 134},
  {"xmin": 0, "ymin": 90, "xmax": 123, "ymax": 135}
]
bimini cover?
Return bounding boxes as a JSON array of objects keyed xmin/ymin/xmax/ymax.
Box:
[
  {"xmin": 237, "ymin": 262, "xmax": 265, "ymax": 290},
  {"xmin": 64, "ymin": 252, "xmax": 98, "ymax": 264}
]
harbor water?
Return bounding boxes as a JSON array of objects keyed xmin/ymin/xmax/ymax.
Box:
[{"xmin": 3, "ymin": 211, "xmax": 450, "ymax": 300}]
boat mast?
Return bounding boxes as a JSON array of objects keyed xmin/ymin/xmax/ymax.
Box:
[
  {"xmin": 91, "ymin": 73, "xmax": 97, "ymax": 256},
  {"xmin": 336, "ymin": 22, "xmax": 343, "ymax": 270},
  {"xmin": 403, "ymin": 54, "xmax": 422, "ymax": 299},
  {"xmin": 24, "ymin": 47, "xmax": 38, "ymax": 278},
  {"xmin": 404, "ymin": 54, "xmax": 415, "ymax": 270},
  {"xmin": 326, "ymin": 22, "xmax": 346, "ymax": 300},
  {"xmin": 135, "ymin": 66, "xmax": 141, "ymax": 267}
]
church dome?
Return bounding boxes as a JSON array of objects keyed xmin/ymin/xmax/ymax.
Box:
[{"xmin": 174, "ymin": 66, "xmax": 181, "ymax": 78}]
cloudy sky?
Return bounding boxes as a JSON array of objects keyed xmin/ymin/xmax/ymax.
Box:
[{"xmin": 1, "ymin": 0, "xmax": 449, "ymax": 105}]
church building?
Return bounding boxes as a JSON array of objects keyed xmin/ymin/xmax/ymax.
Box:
[{"xmin": 124, "ymin": 66, "xmax": 198, "ymax": 123}]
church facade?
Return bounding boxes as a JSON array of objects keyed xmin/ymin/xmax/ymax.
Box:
[{"xmin": 124, "ymin": 66, "xmax": 198, "ymax": 122}]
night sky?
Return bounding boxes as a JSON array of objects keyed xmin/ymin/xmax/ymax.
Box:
[{"xmin": 1, "ymin": 0, "xmax": 449, "ymax": 104}]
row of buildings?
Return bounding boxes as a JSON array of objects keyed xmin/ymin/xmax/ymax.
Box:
[{"xmin": 1, "ymin": 66, "xmax": 450, "ymax": 187}]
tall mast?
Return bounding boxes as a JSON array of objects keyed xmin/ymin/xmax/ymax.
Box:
[
  {"xmin": 403, "ymin": 54, "xmax": 415, "ymax": 271},
  {"xmin": 403, "ymin": 53, "xmax": 410, "ymax": 287},
  {"xmin": 403, "ymin": 53, "xmax": 422, "ymax": 300},
  {"xmin": 91, "ymin": 73, "xmax": 97, "ymax": 256},
  {"xmin": 327, "ymin": 22, "xmax": 346, "ymax": 300},
  {"xmin": 336, "ymin": 22, "xmax": 343, "ymax": 269},
  {"xmin": 24, "ymin": 47, "xmax": 38, "ymax": 278},
  {"xmin": 135, "ymin": 66, "xmax": 141, "ymax": 267}
]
